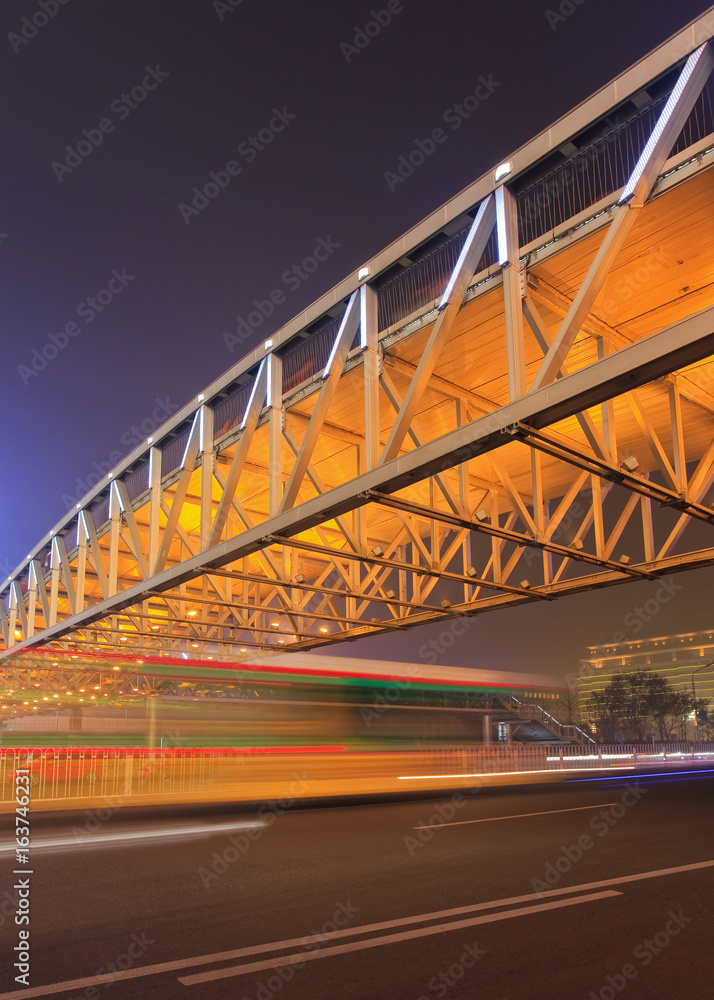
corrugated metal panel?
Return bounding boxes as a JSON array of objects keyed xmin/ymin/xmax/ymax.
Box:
[
  {"xmin": 516, "ymin": 82, "xmax": 714, "ymax": 247},
  {"xmin": 214, "ymin": 382, "xmax": 254, "ymax": 439},
  {"xmin": 90, "ymin": 496, "xmax": 110, "ymax": 530},
  {"xmin": 376, "ymin": 228, "xmax": 497, "ymax": 332},
  {"xmin": 161, "ymin": 428, "xmax": 190, "ymax": 477},
  {"xmin": 282, "ymin": 318, "xmax": 342, "ymax": 393},
  {"xmin": 124, "ymin": 463, "xmax": 149, "ymax": 502}
]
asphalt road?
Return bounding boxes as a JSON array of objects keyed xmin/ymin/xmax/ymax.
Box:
[{"xmin": 1, "ymin": 771, "xmax": 713, "ymax": 1000}]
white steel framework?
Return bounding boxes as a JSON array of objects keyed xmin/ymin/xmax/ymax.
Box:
[{"xmin": 2, "ymin": 18, "xmax": 714, "ymax": 665}]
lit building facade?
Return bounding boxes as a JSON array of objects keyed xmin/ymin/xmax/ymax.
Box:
[{"xmin": 577, "ymin": 630, "xmax": 714, "ymax": 712}]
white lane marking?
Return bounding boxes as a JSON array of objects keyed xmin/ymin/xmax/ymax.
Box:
[
  {"xmin": 4, "ymin": 858, "xmax": 714, "ymax": 999},
  {"xmin": 398, "ymin": 766, "xmax": 636, "ymax": 779},
  {"xmin": 415, "ymin": 802, "xmax": 618, "ymax": 828},
  {"xmin": 0, "ymin": 820, "xmax": 266, "ymax": 854},
  {"xmin": 179, "ymin": 891, "xmax": 621, "ymax": 985}
]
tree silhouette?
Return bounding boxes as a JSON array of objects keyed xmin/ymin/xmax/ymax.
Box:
[{"xmin": 588, "ymin": 671, "xmax": 707, "ymax": 743}]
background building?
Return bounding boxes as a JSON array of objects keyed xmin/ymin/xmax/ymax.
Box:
[{"xmin": 577, "ymin": 630, "xmax": 714, "ymax": 729}]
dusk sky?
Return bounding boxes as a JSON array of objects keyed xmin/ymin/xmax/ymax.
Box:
[{"xmin": 2, "ymin": 0, "xmax": 712, "ymax": 678}]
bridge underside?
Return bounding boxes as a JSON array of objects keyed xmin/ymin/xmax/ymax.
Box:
[{"xmin": 3, "ymin": 32, "xmax": 714, "ymax": 667}]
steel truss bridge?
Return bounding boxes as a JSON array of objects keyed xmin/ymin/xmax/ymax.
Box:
[{"xmin": 3, "ymin": 13, "xmax": 714, "ymax": 688}]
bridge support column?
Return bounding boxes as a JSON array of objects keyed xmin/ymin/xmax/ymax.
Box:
[
  {"xmin": 361, "ymin": 284, "xmax": 380, "ymax": 470},
  {"xmin": 268, "ymin": 354, "xmax": 283, "ymax": 515},
  {"xmin": 482, "ymin": 713, "xmax": 492, "ymax": 743}
]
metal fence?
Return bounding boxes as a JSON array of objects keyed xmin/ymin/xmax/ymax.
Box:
[
  {"xmin": 430, "ymin": 742, "xmax": 714, "ymax": 776},
  {"xmin": 3, "ymin": 743, "xmax": 713, "ymax": 807}
]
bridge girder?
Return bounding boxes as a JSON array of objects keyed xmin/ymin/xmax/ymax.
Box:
[{"xmin": 3, "ymin": 35, "xmax": 714, "ymax": 667}]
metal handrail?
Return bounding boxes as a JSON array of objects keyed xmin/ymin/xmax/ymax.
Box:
[{"xmin": 509, "ymin": 697, "xmax": 596, "ymax": 745}]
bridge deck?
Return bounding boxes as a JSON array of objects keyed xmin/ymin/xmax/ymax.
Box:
[{"xmin": 2, "ymin": 17, "xmax": 714, "ymax": 668}]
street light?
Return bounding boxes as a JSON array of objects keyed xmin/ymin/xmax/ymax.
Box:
[{"xmin": 691, "ymin": 661, "xmax": 714, "ymax": 729}]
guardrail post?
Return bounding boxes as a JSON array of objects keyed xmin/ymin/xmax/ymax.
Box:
[{"xmin": 123, "ymin": 754, "xmax": 133, "ymax": 796}]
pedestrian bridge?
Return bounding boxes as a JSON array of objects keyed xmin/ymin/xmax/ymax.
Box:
[{"xmin": 2, "ymin": 13, "xmax": 714, "ymax": 666}]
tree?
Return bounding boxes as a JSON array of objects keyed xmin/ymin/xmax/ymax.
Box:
[
  {"xmin": 558, "ymin": 688, "xmax": 581, "ymax": 725},
  {"xmin": 587, "ymin": 671, "xmax": 698, "ymax": 743}
]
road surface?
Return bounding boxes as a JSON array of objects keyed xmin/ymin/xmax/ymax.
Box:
[{"xmin": 1, "ymin": 770, "xmax": 713, "ymax": 999}]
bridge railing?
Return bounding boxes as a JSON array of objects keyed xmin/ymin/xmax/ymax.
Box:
[
  {"xmin": 2, "ymin": 743, "xmax": 713, "ymax": 809},
  {"xmin": 85, "ymin": 84, "xmax": 714, "ymax": 489},
  {"xmin": 509, "ymin": 696, "xmax": 596, "ymax": 745}
]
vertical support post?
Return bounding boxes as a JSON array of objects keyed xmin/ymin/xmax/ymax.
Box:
[
  {"xmin": 591, "ymin": 475, "xmax": 604, "ymax": 560},
  {"xmin": 26, "ymin": 568, "xmax": 37, "ymax": 640},
  {"xmin": 598, "ymin": 339, "xmax": 617, "ymax": 462},
  {"xmin": 641, "ymin": 496, "xmax": 655, "ymax": 562},
  {"xmin": 398, "ymin": 545, "xmax": 408, "ymax": 604},
  {"xmin": 49, "ymin": 539, "xmax": 60, "ymax": 627},
  {"xmin": 541, "ymin": 499, "xmax": 552, "ymax": 584},
  {"xmin": 668, "ymin": 380, "xmax": 686, "ymax": 493},
  {"xmin": 531, "ymin": 450, "xmax": 544, "ymax": 541},
  {"xmin": 0, "ymin": 595, "xmax": 9, "ymax": 649},
  {"xmin": 268, "ymin": 354, "xmax": 283, "ymax": 516},
  {"xmin": 76, "ymin": 516, "xmax": 87, "ymax": 617},
  {"xmin": 490, "ymin": 492, "xmax": 502, "ymax": 586},
  {"xmin": 496, "ymin": 185, "xmax": 525, "ymax": 400},
  {"xmin": 148, "ymin": 447, "xmax": 162, "ymax": 572},
  {"xmin": 456, "ymin": 401, "xmax": 468, "ymax": 510},
  {"xmin": 8, "ymin": 584, "xmax": 19, "ymax": 645},
  {"xmin": 199, "ymin": 405, "xmax": 215, "ymax": 549},
  {"xmin": 361, "ymin": 284, "xmax": 380, "ymax": 470},
  {"xmin": 123, "ymin": 754, "xmax": 133, "ymax": 796},
  {"xmin": 108, "ymin": 485, "xmax": 121, "ymax": 597}
]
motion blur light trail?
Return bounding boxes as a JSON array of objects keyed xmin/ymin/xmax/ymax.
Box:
[{"xmin": 0, "ymin": 819, "xmax": 267, "ymax": 854}]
